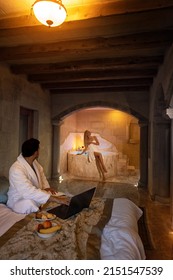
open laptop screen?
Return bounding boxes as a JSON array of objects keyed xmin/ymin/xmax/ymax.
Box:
[{"xmin": 48, "ymin": 187, "xmax": 96, "ymax": 219}]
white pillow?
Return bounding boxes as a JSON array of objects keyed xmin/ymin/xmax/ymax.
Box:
[
  {"xmin": 100, "ymin": 198, "xmax": 145, "ymax": 260},
  {"xmin": 107, "ymin": 198, "xmax": 143, "ymax": 232}
]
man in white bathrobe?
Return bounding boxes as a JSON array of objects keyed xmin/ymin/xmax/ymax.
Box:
[{"xmin": 7, "ymin": 138, "xmax": 67, "ymax": 214}]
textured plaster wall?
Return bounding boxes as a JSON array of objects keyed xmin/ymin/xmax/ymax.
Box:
[{"xmin": 0, "ymin": 64, "xmax": 52, "ymax": 178}]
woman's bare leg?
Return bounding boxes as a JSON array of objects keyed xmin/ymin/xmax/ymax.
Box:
[
  {"xmin": 95, "ymin": 157, "xmax": 102, "ymax": 178},
  {"xmin": 94, "ymin": 152, "xmax": 107, "ymax": 172},
  {"xmin": 97, "ymin": 159, "xmax": 106, "ymax": 181},
  {"xmin": 94, "ymin": 153, "xmax": 107, "ymax": 181}
]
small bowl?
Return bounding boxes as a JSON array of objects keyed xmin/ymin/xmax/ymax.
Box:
[
  {"xmin": 36, "ymin": 231, "xmax": 57, "ymax": 239},
  {"xmin": 35, "ymin": 222, "xmax": 61, "ymax": 239}
]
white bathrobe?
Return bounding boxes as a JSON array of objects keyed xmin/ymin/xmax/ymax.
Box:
[{"xmin": 7, "ymin": 154, "xmax": 50, "ymax": 214}]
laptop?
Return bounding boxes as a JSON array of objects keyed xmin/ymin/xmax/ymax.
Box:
[{"xmin": 47, "ymin": 187, "xmax": 96, "ymax": 219}]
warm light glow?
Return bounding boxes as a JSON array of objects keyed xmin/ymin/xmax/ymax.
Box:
[
  {"xmin": 72, "ymin": 135, "xmax": 83, "ymax": 150},
  {"xmin": 76, "ymin": 135, "xmax": 83, "ymax": 150},
  {"xmin": 58, "ymin": 175, "xmax": 63, "ymax": 183},
  {"xmin": 32, "ymin": 0, "xmax": 67, "ymax": 27}
]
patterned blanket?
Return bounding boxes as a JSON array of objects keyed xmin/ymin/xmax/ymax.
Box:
[{"xmin": 0, "ymin": 198, "xmax": 108, "ymax": 260}]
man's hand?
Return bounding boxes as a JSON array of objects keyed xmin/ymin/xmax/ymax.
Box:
[
  {"xmin": 44, "ymin": 187, "xmax": 57, "ymax": 195},
  {"xmin": 49, "ymin": 195, "xmax": 70, "ymax": 205}
]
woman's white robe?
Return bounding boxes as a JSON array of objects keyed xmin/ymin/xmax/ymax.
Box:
[{"xmin": 7, "ymin": 154, "xmax": 50, "ymax": 214}]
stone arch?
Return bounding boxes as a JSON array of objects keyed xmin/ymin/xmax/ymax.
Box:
[
  {"xmin": 51, "ymin": 100, "xmax": 148, "ymax": 186},
  {"xmin": 52, "ymin": 100, "xmax": 147, "ymax": 123}
]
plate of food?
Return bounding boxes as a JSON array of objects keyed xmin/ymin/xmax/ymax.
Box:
[
  {"xmin": 34, "ymin": 211, "xmax": 56, "ymax": 221},
  {"xmin": 35, "ymin": 221, "xmax": 62, "ymax": 239}
]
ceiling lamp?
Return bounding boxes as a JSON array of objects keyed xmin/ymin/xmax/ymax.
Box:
[{"xmin": 32, "ymin": 0, "xmax": 67, "ymax": 27}]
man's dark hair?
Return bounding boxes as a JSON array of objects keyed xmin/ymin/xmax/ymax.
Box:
[{"xmin": 22, "ymin": 138, "xmax": 40, "ymax": 157}]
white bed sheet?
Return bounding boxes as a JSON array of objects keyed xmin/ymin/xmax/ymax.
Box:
[
  {"xmin": 0, "ymin": 204, "xmax": 26, "ymax": 237},
  {"xmin": 100, "ymin": 198, "xmax": 146, "ymax": 260},
  {"xmin": 100, "ymin": 225, "xmax": 146, "ymax": 260}
]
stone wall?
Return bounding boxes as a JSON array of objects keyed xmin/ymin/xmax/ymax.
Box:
[
  {"xmin": 147, "ymin": 45, "xmax": 173, "ymax": 199},
  {"xmin": 0, "ymin": 64, "xmax": 52, "ymax": 178}
]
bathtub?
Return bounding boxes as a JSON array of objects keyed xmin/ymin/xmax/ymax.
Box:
[{"xmin": 67, "ymin": 150, "xmax": 117, "ymax": 180}]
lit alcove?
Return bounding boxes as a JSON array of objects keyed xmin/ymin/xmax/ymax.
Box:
[{"xmin": 59, "ymin": 107, "xmax": 140, "ymax": 182}]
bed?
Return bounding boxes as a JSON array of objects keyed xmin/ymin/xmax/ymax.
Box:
[{"xmin": 0, "ymin": 177, "xmax": 145, "ymax": 260}]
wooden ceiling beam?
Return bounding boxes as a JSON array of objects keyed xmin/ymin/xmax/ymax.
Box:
[
  {"xmin": 10, "ymin": 56, "xmax": 163, "ymax": 74},
  {"xmin": 1, "ymin": 7, "xmax": 173, "ymax": 47},
  {"xmin": 28, "ymin": 69, "xmax": 157, "ymax": 83},
  {"xmin": 50, "ymin": 86, "xmax": 149, "ymax": 95},
  {"xmin": 1, "ymin": 2, "xmax": 172, "ymax": 98},
  {"xmin": 42, "ymin": 78, "xmax": 153, "ymax": 90},
  {"xmin": 0, "ymin": 42, "xmax": 169, "ymax": 63},
  {"xmin": 0, "ymin": 47, "xmax": 165, "ymax": 64},
  {"xmin": 1, "ymin": 0, "xmax": 173, "ymax": 29},
  {"xmin": 0, "ymin": 30, "xmax": 172, "ymax": 61}
]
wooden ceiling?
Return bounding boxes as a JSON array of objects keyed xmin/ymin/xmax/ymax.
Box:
[{"xmin": 1, "ymin": 0, "xmax": 173, "ymax": 96}]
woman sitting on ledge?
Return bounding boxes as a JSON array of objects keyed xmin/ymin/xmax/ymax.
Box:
[{"xmin": 79, "ymin": 130, "xmax": 107, "ymax": 181}]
